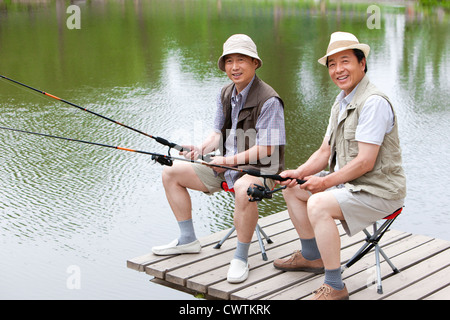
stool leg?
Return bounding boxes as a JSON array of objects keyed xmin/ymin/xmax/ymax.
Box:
[
  {"xmin": 256, "ymin": 224, "xmax": 273, "ymax": 244},
  {"xmin": 374, "ymin": 244, "xmax": 383, "ymax": 294},
  {"xmin": 255, "ymin": 226, "xmax": 268, "ymax": 261},
  {"xmin": 372, "ymin": 223, "xmax": 383, "ymax": 294},
  {"xmin": 214, "ymin": 224, "xmax": 271, "ymax": 261},
  {"xmin": 379, "ymin": 247, "xmax": 400, "ymax": 274},
  {"xmin": 214, "ymin": 226, "xmax": 235, "ymax": 249}
]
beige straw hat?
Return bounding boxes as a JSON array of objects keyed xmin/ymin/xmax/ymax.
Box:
[
  {"xmin": 218, "ymin": 34, "xmax": 262, "ymax": 71},
  {"xmin": 318, "ymin": 31, "xmax": 370, "ymax": 66}
]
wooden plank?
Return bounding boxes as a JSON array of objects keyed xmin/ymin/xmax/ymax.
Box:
[
  {"xmin": 165, "ymin": 245, "xmax": 237, "ymax": 286},
  {"xmin": 127, "ymin": 253, "xmax": 172, "ymax": 272},
  {"xmin": 220, "ymin": 226, "xmax": 369, "ymax": 300},
  {"xmin": 243, "ymin": 230, "xmax": 407, "ymax": 300},
  {"xmin": 165, "ymin": 223, "xmax": 305, "ymax": 287},
  {"xmin": 126, "ymin": 210, "xmax": 290, "ymax": 272},
  {"xmin": 207, "ymin": 224, "xmax": 358, "ymax": 300},
  {"xmin": 206, "ymin": 240, "xmax": 308, "ymax": 300},
  {"xmin": 200, "ymin": 210, "xmax": 291, "ymax": 246},
  {"xmin": 145, "ymin": 218, "xmax": 296, "ymax": 279},
  {"xmin": 126, "ymin": 227, "xmax": 237, "ymax": 272},
  {"xmin": 340, "ymin": 233, "xmax": 424, "ymax": 276},
  {"xmin": 424, "ymin": 285, "xmax": 450, "ymax": 300},
  {"xmin": 145, "ymin": 241, "xmax": 234, "ymax": 279},
  {"xmin": 254, "ymin": 234, "xmax": 383, "ymax": 301},
  {"xmin": 385, "ymin": 264, "xmax": 450, "ymax": 300},
  {"xmin": 350, "ymin": 239, "xmax": 450, "ymax": 300},
  {"xmin": 336, "ymin": 236, "xmax": 448, "ymax": 300},
  {"xmin": 127, "ymin": 209, "xmax": 450, "ymax": 300},
  {"xmin": 340, "ymin": 230, "xmax": 412, "ymax": 265},
  {"xmin": 186, "ymin": 235, "xmax": 300, "ymax": 294},
  {"xmin": 174, "ymin": 229, "xmax": 300, "ymax": 289},
  {"xmin": 263, "ymin": 233, "xmax": 438, "ymax": 300},
  {"xmin": 129, "ymin": 210, "xmax": 331, "ymax": 274},
  {"xmin": 230, "ymin": 267, "xmax": 315, "ymax": 301}
]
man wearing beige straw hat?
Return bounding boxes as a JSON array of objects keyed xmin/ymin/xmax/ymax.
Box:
[
  {"xmin": 152, "ymin": 34, "xmax": 285, "ymax": 284},
  {"xmin": 274, "ymin": 31, "xmax": 406, "ymax": 300}
]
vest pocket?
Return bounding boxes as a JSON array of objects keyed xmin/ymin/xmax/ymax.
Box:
[{"xmin": 343, "ymin": 128, "xmax": 358, "ymax": 158}]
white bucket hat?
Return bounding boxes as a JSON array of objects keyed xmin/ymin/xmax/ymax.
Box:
[
  {"xmin": 218, "ymin": 34, "xmax": 262, "ymax": 71},
  {"xmin": 318, "ymin": 31, "xmax": 370, "ymax": 66}
]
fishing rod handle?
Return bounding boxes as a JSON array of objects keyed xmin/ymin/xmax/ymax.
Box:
[
  {"xmin": 279, "ymin": 177, "xmax": 306, "ymax": 185},
  {"xmin": 155, "ymin": 136, "xmax": 201, "ymax": 155},
  {"xmin": 244, "ymin": 169, "xmax": 306, "ymax": 184},
  {"xmin": 155, "ymin": 136, "xmax": 186, "ymax": 151},
  {"xmin": 161, "ymin": 138, "xmax": 212, "ymax": 162}
]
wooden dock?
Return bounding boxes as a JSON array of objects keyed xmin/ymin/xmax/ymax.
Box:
[{"xmin": 127, "ymin": 210, "xmax": 450, "ymax": 300}]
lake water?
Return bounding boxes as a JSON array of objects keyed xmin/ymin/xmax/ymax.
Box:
[{"xmin": 0, "ymin": 0, "xmax": 449, "ymax": 299}]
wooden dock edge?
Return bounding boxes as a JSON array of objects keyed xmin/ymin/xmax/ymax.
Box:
[{"xmin": 127, "ymin": 210, "xmax": 450, "ymax": 300}]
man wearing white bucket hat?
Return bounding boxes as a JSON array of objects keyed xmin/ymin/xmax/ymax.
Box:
[
  {"xmin": 152, "ymin": 34, "xmax": 285, "ymax": 284},
  {"xmin": 274, "ymin": 31, "xmax": 406, "ymax": 299}
]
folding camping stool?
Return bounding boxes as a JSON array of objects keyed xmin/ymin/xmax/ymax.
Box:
[
  {"xmin": 213, "ymin": 182, "xmax": 273, "ymax": 261},
  {"xmin": 343, "ymin": 207, "xmax": 403, "ymax": 294}
]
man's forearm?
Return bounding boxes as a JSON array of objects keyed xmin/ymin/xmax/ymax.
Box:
[
  {"xmin": 322, "ymin": 141, "xmax": 380, "ymax": 188},
  {"xmin": 199, "ymin": 131, "xmax": 221, "ymax": 154},
  {"xmin": 229, "ymin": 145, "xmax": 274, "ymax": 166}
]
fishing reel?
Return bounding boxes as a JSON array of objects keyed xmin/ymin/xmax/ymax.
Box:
[
  {"xmin": 247, "ymin": 178, "xmax": 286, "ymax": 202},
  {"xmin": 151, "ymin": 149, "xmax": 174, "ymax": 167},
  {"xmin": 151, "ymin": 145, "xmax": 214, "ymax": 167},
  {"xmin": 151, "ymin": 144, "xmax": 181, "ymax": 167},
  {"xmin": 152, "ymin": 155, "xmax": 173, "ymax": 166}
]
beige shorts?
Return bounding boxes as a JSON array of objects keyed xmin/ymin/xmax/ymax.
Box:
[
  {"xmin": 192, "ymin": 163, "xmax": 276, "ymax": 194},
  {"xmin": 316, "ymin": 171, "xmax": 405, "ymax": 237}
]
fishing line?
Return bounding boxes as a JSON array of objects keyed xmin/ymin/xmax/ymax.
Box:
[
  {"xmin": 0, "ymin": 74, "xmax": 200, "ymax": 158},
  {"xmin": 0, "ymin": 125, "xmax": 304, "ymax": 201},
  {"xmin": 0, "ymin": 75, "xmax": 303, "ymax": 201}
]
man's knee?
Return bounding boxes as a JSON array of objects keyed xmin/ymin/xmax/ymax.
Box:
[
  {"xmin": 282, "ymin": 185, "xmax": 296, "ymax": 200},
  {"xmin": 233, "ymin": 176, "xmax": 261, "ymax": 209},
  {"xmin": 307, "ymin": 194, "xmax": 322, "ymax": 218},
  {"xmin": 162, "ymin": 165, "xmax": 176, "ymax": 186},
  {"xmin": 307, "ymin": 192, "xmax": 341, "ymax": 223},
  {"xmin": 162, "ymin": 162, "xmax": 191, "ymax": 187},
  {"xmin": 282, "ymin": 185, "xmax": 309, "ymax": 202},
  {"xmin": 233, "ymin": 177, "xmax": 252, "ymax": 200}
]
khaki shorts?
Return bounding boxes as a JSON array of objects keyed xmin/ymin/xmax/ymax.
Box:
[
  {"xmin": 192, "ymin": 163, "xmax": 276, "ymax": 194},
  {"xmin": 317, "ymin": 171, "xmax": 405, "ymax": 237}
]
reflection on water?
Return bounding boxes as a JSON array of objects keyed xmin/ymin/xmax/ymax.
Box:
[{"xmin": 0, "ymin": 0, "xmax": 449, "ymax": 299}]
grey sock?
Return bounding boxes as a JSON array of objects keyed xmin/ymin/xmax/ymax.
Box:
[
  {"xmin": 234, "ymin": 241, "xmax": 251, "ymax": 263},
  {"xmin": 300, "ymin": 237, "xmax": 321, "ymax": 261},
  {"xmin": 177, "ymin": 219, "xmax": 197, "ymax": 245},
  {"xmin": 324, "ymin": 267, "xmax": 345, "ymax": 290}
]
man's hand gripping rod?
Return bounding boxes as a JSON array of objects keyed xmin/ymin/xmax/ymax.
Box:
[
  {"xmin": 151, "ymin": 154, "xmax": 305, "ymax": 201},
  {"xmin": 244, "ymin": 171, "xmax": 306, "ymax": 202}
]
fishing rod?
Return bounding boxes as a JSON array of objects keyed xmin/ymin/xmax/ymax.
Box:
[
  {"xmin": 0, "ymin": 74, "xmax": 199, "ymax": 158},
  {"xmin": 0, "ymin": 126, "xmax": 304, "ymax": 201}
]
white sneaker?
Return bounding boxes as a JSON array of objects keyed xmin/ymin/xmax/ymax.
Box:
[
  {"xmin": 152, "ymin": 239, "xmax": 201, "ymax": 255},
  {"xmin": 227, "ymin": 258, "xmax": 249, "ymax": 283}
]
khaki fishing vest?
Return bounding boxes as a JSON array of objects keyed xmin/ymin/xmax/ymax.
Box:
[
  {"xmin": 328, "ymin": 75, "xmax": 406, "ymax": 200},
  {"xmin": 220, "ymin": 76, "xmax": 285, "ymax": 175}
]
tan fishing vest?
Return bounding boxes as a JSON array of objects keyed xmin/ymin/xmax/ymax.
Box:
[
  {"xmin": 220, "ymin": 76, "xmax": 285, "ymax": 175},
  {"xmin": 328, "ymin": 75, "xmax": 406, "ymax": 200}
]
